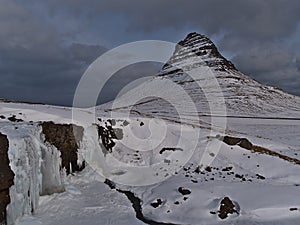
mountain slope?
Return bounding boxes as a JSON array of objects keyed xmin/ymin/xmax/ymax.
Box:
[{"xmin": 99, "ymin": 32, "xmax": 300, "ymax": 118}]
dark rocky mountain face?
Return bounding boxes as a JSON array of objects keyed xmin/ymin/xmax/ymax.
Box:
[{"xmin": 160, "ymin": 32, "xmax": 237, "ymax": 76}]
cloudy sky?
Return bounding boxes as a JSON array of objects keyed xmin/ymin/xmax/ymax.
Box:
[{"xmin": 1, "ymin": 0, "xmax": 300, "ymax": 106}]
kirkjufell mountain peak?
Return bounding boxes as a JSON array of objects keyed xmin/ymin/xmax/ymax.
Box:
[
  {"xmin": 165, "ymin": 32, "xmax": 237, "ymax": 72},
  {"xmin": 100, "ymin": 32, "xmax": 300, "ymax": 118}
]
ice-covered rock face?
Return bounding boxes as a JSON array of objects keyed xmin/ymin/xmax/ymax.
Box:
[
  {"xmin": 0, "ymin": 132, "xmax": 14, "ymax": 225},
  {"xmin": 2, "ymin": 122, "xmax": 86, "ymax": 225},
  {"xmin": 41, "ymin": 122, "xmax": 85, "ymax": 175}
]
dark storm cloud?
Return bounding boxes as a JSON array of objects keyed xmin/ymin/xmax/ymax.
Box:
[
  {"xmin": 296, "ymin": 57, "xmax": 300, "ymax": 71},
  {"xmin": 226, "ymin": 39, "xmax": 300, "ymax": 95},
  {"xmin": 22, "ymin": 0, "xmax": 300, "ymax": 96},
  {"xmin": 0, "ymin": 41, "xmax": 106, "ymax": 105},
  {"xmin": 98, "ymin": 62, "xmax": 162, "ymax": 104},
  {"xmin": 0, "ymin": 0, "xmax": 106, "ymax": 105},
  {"xmin": 0, "ymin": 0, "xmax": 300, "ymax": 105},
  {"xmin": 39, "ymin": 0, "xmax": 300, "ymax": 38},
  {"xmin": 233, "ymin": 46, "xmax": 293, "ymax": 73}
]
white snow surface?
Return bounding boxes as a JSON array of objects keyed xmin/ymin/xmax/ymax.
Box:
[{"xmin": 0, "ymin": 100, "xmax": 299, "ymax": 225}]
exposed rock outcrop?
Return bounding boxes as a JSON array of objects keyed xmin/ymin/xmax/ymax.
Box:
[
  {"xmin": 218, "ymin": 135, "xmax": 300, "ymax": 165},
  {"xmin": 218, "ymin": 196, "xmax": 238, "ymax": 219},
  {"xmin": 0, "ymin": 133, "xmax": 14, "ymax": 225},
  {"xmin": 97, "ymin": 122, "xmax": 123, "ymax": 153},
  {"xmin": 178, "ymin": 187, "xmax": 191, "ymax": 196},
  {"xmin": 221, "ymin": 136, "xmax": 253, "ymax": 150},
  {"xmin": 41, "ymin": 122, "xmax": 85, "ymax": 174}
]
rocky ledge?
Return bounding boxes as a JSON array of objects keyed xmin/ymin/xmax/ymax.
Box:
[
  {"xmin": 0, "ymin": 133, "xmax": 14, "ymax": 225},
  {"xmin": 41, "ymin": 121, "xmax": 85, "ymax": 174}
]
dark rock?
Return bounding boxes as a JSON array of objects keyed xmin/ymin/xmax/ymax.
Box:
[
  {"xmin": 0, "ymin": 132, "xmax": 15, "ymax": 225},
  {"xmin": 97, "ymin": 123, "xmax": 123, "ymax": 153},
  {"xmin": 150, "ymin": 199, "xmax": 163, "ymax": 208},
  {"xmin": 239, "ymin": 138, "xmax": 253, "ymax": 150},
  {"xmin": 222, "ymin": 136, "xmax": 253, "ymax": 150},
  {"xmin": 205, "ymin": 166, "xmax": 212, "ymax": 172},
  {"xmin": 7, "ymin": 115, "xmax": 23, "ymax": 122},
  {"xmin": 256, "ymin": 174, "xmax": 266, "ymax": 180},
  {"xmin": 289, "ymin": 208, "xmax": 298, "ymax": 211},
  {"xmin": 194, "ymin": 166, "xmax": 201, "ymax": 174},
  {"xmin": 178, "ymin": 187, "xmax": 191, "ymax": 195},
  {"xmin": 235, "ymin": 174, "xmax": 243, "ymax": 179},
  {"xmin": 41, "ymin": 121, "xmax": 84, "ymax": 175},
  {"xmin": 222, "ymin": 166, "xmax": 233, "ymax": 172},
  {"xmin": 98, "ymin": 126, "xmax": 115, "ymax": 152},
  {"xmin": 159, "ymin": 147, "xmax": 183, "ymax": 154},
  {"xmin": 140, "ymin": 122, "xmax": 144, "ymax": 126},
  {"xmin": 218, "ymin": 197, "xmax": 238, "ymax": 219}
]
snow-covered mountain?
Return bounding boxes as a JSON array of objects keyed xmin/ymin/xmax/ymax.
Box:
[
  {"xmin": 99, "ymin": 32, "xmax": 300, "ymax": 118},
  {"xmin": 0, "ymin": 32, "xmax": 300, "ymax": 225}
]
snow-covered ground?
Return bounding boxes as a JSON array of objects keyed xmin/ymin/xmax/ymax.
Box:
[
  {"xmin": 16, "ymin": 169, "xmax": 143, "ymax": 225},
  {"xmin": 0, "ymin": 100, "xmax": 299, "ymax": 225}
]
